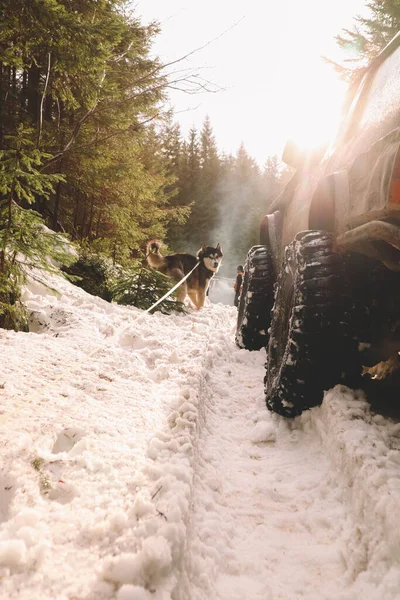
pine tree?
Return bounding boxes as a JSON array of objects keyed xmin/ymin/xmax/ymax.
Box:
[
  {"xmin": 0, "ymin": 125, "xmax": 73, "ymax": 329},
  {"xmin": 160, "ymin": 120, "xmax": 194, "ymax": 250},
  {"xmin": 187, "ymin": 127, "xmax": 201, "ymax": 177},
  {"xmin": 183, "ymin": 117, "xmax": 221, "ymax": 250},
  {"xmin": 110, "ymin": 260, "xmax": 186, "ymax": 314},
  {"xmin": 200, "ymin": 116, "xmax": 219, "ymax": 169},
  {"xmin": 263, "ymin": 155, "xmax": 282, "ymax": 205},
  {"xmin": 330, "ymin": 0, "xmax": 400, "ymax": 79},
  {"xmin": 174, "ymin": 127, "xmax": 201, "ymax": 249},
  {"xmin": 0, "ymin": 0, "xmax": 178, "ymax": 255}
]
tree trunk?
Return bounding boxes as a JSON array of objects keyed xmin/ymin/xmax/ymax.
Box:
[
  {"xmin": 0, "ymin": 62, "xmax": 3, "ymax": 145},
  {"xmin": 21, "ymin": 70, "xmax": 28, "ymax": 110},
  {"xmin": 44, "ymin": 93, "xmax": 53, "ymax": 121},
  {"xmin": 80, "ymin": 198, "xmax": 88, "ymax": 240},
  {"xmin": 95, "ymin": 210, "xmax": 103, "ymax": 238},
  {"xmin": 86, "ymin": 195, "xmax": 95, "ymax": 239},
  {"xmin": 52, "ymin": 180, "xmax": 63, "ymax": 231},
  {"xmin": 52, "ymin": 149, "xmax": 64, "ymax": 230},
  {"xmin": 27, "ymin": 63, "xmax": 40, "ymax": 123},
  {"xmin": 12, "ymin": 67, "xmax": 16, "ymax": 98},
  {"xmin": 73, "ymin": 193, "xmax": 81, "ymax": 240}
]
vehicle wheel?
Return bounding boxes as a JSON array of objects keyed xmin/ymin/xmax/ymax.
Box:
[
  {"xmin": 345, "ymin": 253, "xmax": 400, "ymax": 366},
  {"xmin": 265, "ymin": 231, "xmax": 355, "ymax": 417},
  {"xmin": 235, "ymin": 245, "xmax": 275, "ymax": 351},
  {"xmin": 345, "ymin": 253, "xmax": 400, "ymax": 410}
]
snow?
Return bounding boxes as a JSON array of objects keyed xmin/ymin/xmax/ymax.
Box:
[
  {"xmin": 208, "ymin": 276, "xmax": 235, "ymax": 305},
  {"xmin": 1, "ymin": 270, "xmax": 400, "ymax": 599}
]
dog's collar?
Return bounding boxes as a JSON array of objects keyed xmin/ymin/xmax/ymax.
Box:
[{"xmin": 200, "ymin": 263, "xmax": 218, "ymax": 275}]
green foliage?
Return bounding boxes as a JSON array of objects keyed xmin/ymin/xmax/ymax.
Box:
[
  {"xmin": 0, "ymin": 1, "xmax": 287, "ymax": 321},
  {"xmin": 0, "ymin": 126, "xmax": 64, "ymax": 204},
  {"xmin": 63, "ymin": 251, "xmax": 113, "ymax": 301},
  {"xmin": 0, "ymin": 0, "xmax": 189, "ymax": 257},
  {"xmin": 110, "ymin": 260, "xmax": 186, "ymax": 314},
  {"xmin": 0, "ymin": 126, "xmax": 74, "ymax": 330},
  {"xmin": 330, "ymin": 0, "xmax": 400, "ymax": 80},
  {"xmin": 63, "ymin": 247, "xmax": 186, "ymax": 314},
  {"xmin": 31, "ymin": 456, "xmax": 51, "ymax": 494},
  {"xmin": 0, "ymin": 1, "xmax": 197, "ymax": 324}
]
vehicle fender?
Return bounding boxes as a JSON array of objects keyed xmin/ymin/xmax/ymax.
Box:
[
  {"xmin": 309, "ymin": 173, "xmax": 338, "ymax": 233},
  {"xmin": 260, "ymin": 211, "xmax": 282, "ymax": 273}
]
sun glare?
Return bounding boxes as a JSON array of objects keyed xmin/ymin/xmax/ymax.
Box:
[
  {"xmin": 279, "ymin": 56, "xmax": 349, "ymax": 151},
  {"xmin": 136, "ymin": 0, "xmax": 365, "ymax": 163},
  {"xmin": 284, "ymin": 64, "xmax": 347, "ymax": 150}
]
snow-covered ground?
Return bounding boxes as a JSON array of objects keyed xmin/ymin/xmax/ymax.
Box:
[
  {"xmin": 1, "ymin": 272, "xmax": 400, "ymax": 600},
  {"xmin": 208, "ymin": 276, "xmax": 235, "ymax": 306}
]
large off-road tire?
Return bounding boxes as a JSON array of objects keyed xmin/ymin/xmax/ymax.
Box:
[
  {"xmin": 235, "ymin": 245, "xmax": 275, "ymax": 351},
  {"xmin": 344, "ymin": 253, "xmax": 400, "ymax": 413},
  {"xmin": 265, "ymin": 231, "xmax": 355, "ymax": 418},
  {"xmin": 345, "ymin": 253, "xmax": 400, "ymax": 365}
]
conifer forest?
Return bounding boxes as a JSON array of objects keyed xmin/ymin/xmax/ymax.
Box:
[{"xmin": 1, "ymin": 0, "xmax": 397, "ymax": 326}]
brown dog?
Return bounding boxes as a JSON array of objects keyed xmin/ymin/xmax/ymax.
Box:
[{"xmin": 146, "ymin": 241, "xmax": 223, "ymax": 308}]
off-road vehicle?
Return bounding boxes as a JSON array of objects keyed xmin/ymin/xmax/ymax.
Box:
[{"xmin": 236, "ymin": 32, "xmax": 400, "ymax": 417}]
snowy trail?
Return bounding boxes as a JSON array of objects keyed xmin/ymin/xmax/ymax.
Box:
[
  {"xmin": 2, "ymin": 272, "xmax": 400, "ymax": 600},
  {"xmin": 179, "ymin": 326, "xmax": 400, "ymax": 600},
  {"xmin": 181, "ymin": 340, "xmax": 347, "ymax": 599}
]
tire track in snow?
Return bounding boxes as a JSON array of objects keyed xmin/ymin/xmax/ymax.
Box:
[{"xmin": 180, "ymin": 339, "xmax": 349, "ymax": 600}]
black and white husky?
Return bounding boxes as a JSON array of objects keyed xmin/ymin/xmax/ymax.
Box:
[{"xmin": 146, "ymin": 241, "xmax": 223, "ymax": 308}]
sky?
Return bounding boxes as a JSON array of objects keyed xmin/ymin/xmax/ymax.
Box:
[{"xmin": 133, "ymin": 0, "xmax": 368, "ymax": 165}]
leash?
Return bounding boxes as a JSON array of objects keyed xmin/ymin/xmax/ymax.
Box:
[
  {"xmin": 144, "ymin": 261, "xmax": 199, "ymax": 313},
  {"xmin": 0, "ymin": 262, "xmax": 200, "ymax": 425}
]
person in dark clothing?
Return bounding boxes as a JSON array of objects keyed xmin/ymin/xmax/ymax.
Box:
[{"xmin": 234, "ymin": 265, "xmax": 244, "ymax": 307}]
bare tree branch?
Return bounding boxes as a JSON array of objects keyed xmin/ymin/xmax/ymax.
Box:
[
  {"xmin": 42, "ymin": 20, "xmax": 239, "ymax": 168},
  {"xmin": 127, "ymin": 16, "xmax": 245, "ymax": 87},
  {"xmin": 112, "ymin": 17, "xmax": 243, "ymax": 95},
  {"xmin": 112, "ymin": 40, "xmax": 135, "ymax": 63}
]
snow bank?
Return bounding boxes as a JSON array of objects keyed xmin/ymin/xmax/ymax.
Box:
[
  {"xmin": 309, "ymin": 387, "xmax": 400, "ymax": 599},
  {"xmin": 0, "ymin": 270, "xmax": 235, "ymax": 599}
]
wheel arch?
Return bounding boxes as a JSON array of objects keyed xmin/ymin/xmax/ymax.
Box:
[
  {"xmin": 309, "ymin": 175, "xmax": 336, "ymax": 233},
  {"xmin": 259, "ymin": 211, "xmax": 282, "ymax": 273}
]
